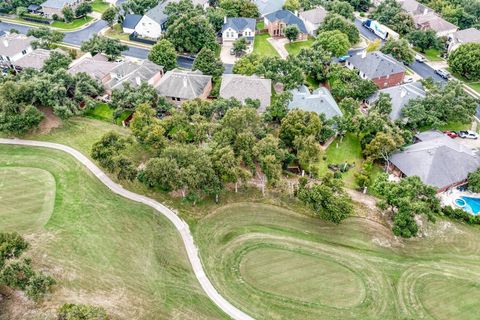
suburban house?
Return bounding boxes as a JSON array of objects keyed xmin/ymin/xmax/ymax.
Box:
[
  {"xmin": 13, "ymin": 48, "xmax": 64, "ymax": 70},
  {"xmin": 40, "ymin": 0, "xmax": 84, "ymax": 19},
  {"xmin": 264, "ymin": 10, "xmax": 308, "ymax": 40},
  {"xmin": 122, "ymin": 14, "xmax": 143, "ymax": 35},
  {"xmin": 27, "ymin": 4, "xmax": 42, "ymax": 14},
  {"xmin": 219, "ymin": 74, "xmax": 272, "ymax": 112},
  {"xmin": 288, "ymin": 85, "xmax": 342, "ymax": 119},
  {"xmin": 253, "ymin": 0, "xmax": 286, "ymax": 16},
  {"xmin": 389, "ymin": 131, "xmax": 480, "ymax": 192},
  {"xmin": 0, "ymin": 33, "xmax": 34, "ymax": 66},
  {"xmin": 447, "ymin": 28, "xmax": 480, "ymax": 53},
  {"xmin": 398, "ymin": 0, "xmax": 457, "ymax": 37},
  {"xmin": 222, "ymin": 17, "xmax": 256, "ymax": 42},
  {"xmin": 155, "ymin": 69, "xmax": 212, "ymax": 104},
  {"xmin": 299, "ymin": 6, "xmax": 327, "ymax": 36},
  {"xmin": 346, "ymin": 51, "xmax": 405, "ymax": 89},
  {"xmin": 68, "ymin": 53, "xmax": 120, "ymax": 84},
  {"xmin": 104, "ymin": 60, "xmax": 163, "ymax": 92},
  {"xmin": 129, "ymin": 0, "xmax": 209, "ymax": 39},
  {"xmin": 366, "ymin": 82, "xmax": 425, "ymax": 121}
]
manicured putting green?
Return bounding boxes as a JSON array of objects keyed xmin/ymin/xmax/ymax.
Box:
[
  {"xmin": 0, "ymin": 167, "xmax": 55, "ymax": 233},
  {"xmin": 240, "ymin": 247, "xmax": 365, "ymax": 307}
]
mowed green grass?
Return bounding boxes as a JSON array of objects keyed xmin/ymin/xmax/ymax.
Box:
[
  {"xmin": 91, "ymin": 0, "xmax": 110, "ymax": 13},
  {"xmin": 253, "ymin": 34, "xmax": 279, "ymax": 57},
  {"xmin": 51, "ymin": 16, "xmax": 93, "ymax": 29},
  {"xmin": 284, "ymin": 38, "xmax": 315, "ymax": 56},
  {"xmin": 195, "ymin": 202, "xmax": 480, "ymax": 320},
  {"xmin": 0, "ymin": 146, "xmax": 225, "ymax": 319}
]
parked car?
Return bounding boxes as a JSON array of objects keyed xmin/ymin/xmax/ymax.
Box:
[
  {"xmin": 415, "ymin": 54, "xmax": 426, "ymax": 63},
  {"xmin": 458, "ymin": 130, "xmax": 478, "ymax": 139},
  {"xmin": 444, "ymin": 130, "xmax": 458, "ymax": 138},
  {"xmin": 338, "ymin": 55, "xmax": 350, "ymax": 63},
  {"xmin": 404, "ymin": 76, "xmax": 414, "ymax": 83},
  {"xmin": 435, "ymin": 69, "xmax": 450, "ymax": 79}
]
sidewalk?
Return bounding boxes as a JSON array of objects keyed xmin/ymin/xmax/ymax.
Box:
[
  {"xmin": 267, "ymin": 37, "xmax": 289, "ymax": 59},
  {"xmin": 0, "ymin": 15, "xmax": 99, "ymax": 32}
]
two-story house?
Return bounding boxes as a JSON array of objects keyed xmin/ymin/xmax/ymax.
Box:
[
  {"xmin": 222, "ymin": 17, "xmax": 256, "ymax": 43},
  {"xmin": 264, "ymin": 10, "xmax": 308, "ymax": 40},
  {"xmin": 0, "ymin": 33, "xmax": 34, "ymax": 66}
]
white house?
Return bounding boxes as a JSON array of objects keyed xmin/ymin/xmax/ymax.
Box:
[
  {"xmin": 222, "ymin": 17, "xmax": 256, "ymax": 42},
  {"xmin": 0, "ymin": 33, "xmax": 34, "ymax": 65}
]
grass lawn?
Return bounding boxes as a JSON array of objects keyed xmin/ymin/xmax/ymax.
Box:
[
  {"xmin": 91, "ymin": 0, "xmax": 110, "ymax": 13},
  {"xmin": 284, "ymin": 37, "xmax": 315, "ymax": 56},
  {"xmin": 419, "ymin": 120, "xmax": 472, "ymax": 133},
  {"xmin": 0, "ymin": 145, "xmax": 226, "ymax": 319},
  {"xmin": 446, "ymin": 68, "xmax": 480, "ymax": 94},
  {"xmin": 104, "ymin": 24, "xmax": 131, "ymax": 41},
  {"xmin": 195, "ymin": 202, "xmax": 480, "ymax": 320},
  {"xmin": 318, "ymin": 133, "xmax": 364, "ymax": 188},
  {"xmin": 51, "ymin": 16, "xmax": 93, "ymax": 29},
  {"xmin": 414, "ymin": 48, "xmax": 443, "ymax": 61},
  {"xmin": 84, "ymin": 103, "xmax": 114, "ymax": 122},
  {"xmin": 256, "ymin": 21, "xmax": 265, "ymax": 30},
  {"xmin": 253, "ymin": 33, "xmax": 279, "ymax": 58}
]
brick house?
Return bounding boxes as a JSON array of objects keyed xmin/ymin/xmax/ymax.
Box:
[
  {"xmin": 264, "ymin": 10, "xmax": 308, "ymax": 40},
  {"xmin": 346, "ymin": 51, "xmax": 405, "ymax": 89}
]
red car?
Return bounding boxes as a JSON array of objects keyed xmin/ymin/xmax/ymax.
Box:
[{"xmin": 444, "ymin": 130, "xmax": 458, "ymax": 138}]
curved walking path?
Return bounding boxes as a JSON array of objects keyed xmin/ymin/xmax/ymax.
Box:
[{"xmin": 0, "ymin": 138, "xmax": 254, "ymax": 320}]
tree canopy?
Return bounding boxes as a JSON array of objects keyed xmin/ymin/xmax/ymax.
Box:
[
  {"xmin": 448, "ymin": 43, "xmax": 480, "ymax": 81},
  {"xmin": 80, "ymin": 34, "xmax": 128, "ymax": 61},
  {"xmin": 149, "ymin": 39, "xmax": 178, "ymax": 71},
  {"xmin": 321, "ymin": 13, "xmax": 359, "ymax": 44},
  {"xmin": 380, "ymin": 38, "xmax": 415, "ymax": 64},
  {"xmin": 314, "ymin": 30, "xmax": 350, "ymax": 57}
]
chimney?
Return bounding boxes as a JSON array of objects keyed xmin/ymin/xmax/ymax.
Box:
[
  {"xmin": 224, "ymin": 16, "xmax": 227, "ymax": 24},
  {"xmin": 423, "ymin": 8, "xmax": 428, "ymax": 15},
  {"xmin": 135, "ymin": 76, "xmax": 141, "ymax": 86},
  {"xmin": 3, "ymin": 39, "xmax": 8, "ymax": 47},
  {"xmin": 294, "ymin": 10, "xmax": 298, "ymax": 16},
  {"xmin": 183, "ymin": 76, "xmax": 188, "ymax": 88}
]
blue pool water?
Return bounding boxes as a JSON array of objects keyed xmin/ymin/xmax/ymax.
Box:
[{"xmin": 455, "ymin": 196, "xmax": 480, "ymax": 215}]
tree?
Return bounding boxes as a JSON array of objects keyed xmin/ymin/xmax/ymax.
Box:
[
  {"xmin": 327, "ymin": 64, "xmax": 377, "ymax": 100},
  {"xmin": 232, "ymin": 37, "xmax": 248, "ymax": 56},
  {"xmin": 207, "ymin": 7, "xmax": 228, "ymax": 32},
  {"xmin": 314, "ymin": 30, "xmax": 350, "ymax": 57},
  {"xmin": 166, "ymin": 12, "xmax": 219, "ymax": 54},
  {"xmin": 366, "ymin": 39, "xmax": 382, "ymax": 52},
  {"xmin": 327, "ymin": 0, "xmax": 354, "ymax": 20},
  {"xmin": 283, "ymin": 0, "xmax": 300, "ymax": 12},
  {"xmin": 321, "ymin": 13, "xmax": 359, "ymax": 44},
  {"xmin": 448, "ymin": 43, "xmax": 480, "ymax": 81},
  {"xmin": 256, "ymin": 56, "xmax": 304, "ymax": 90},
  {"xmin": 121, "ymin": 0, "xmax": 158, "ymax": 14},
  {"xmin": 80, "ymin": 34, "xmax": 127, "ymax": 61},
  {"xmin": 16, "ymin": 6, "xmax": 27, "ymax": 16},
  {"xmin": 389, "ymin": 12, "xmax": 415, "ymax": 35},
  {"xmin": 284, "ymin": 25, "xmax": 300, "ymax": 42},
  {"xmin": 28, "ymin": 27, "xmax": 64, "ymax": 49},
  {"xmin": 62, "ymin": 7, "xmax": 75, "ymax": 22},
  {"xmin": 219, "ymin": 0, "xmax": 259, "ymax": 18},
  {"xmin": 344, "ymin": 0, "xmax": 370, "ymax": 12},
  {"xmin": 363, "ymin": 131, "xmax": 404, "ymax": 165},
  {"xmin": 193, "ymin": 48, "xmax": 224, "ymax": 77},
  {"xmin": 371, "ymin": 92, "xmax": 392, "ymax": 116},
  {"xmin": 294, "ymin": 134, "xmax": 321, "ymax": 173},
  {"xmin": 264, "ymin": 91, "xmax": 292, "ymax": 123},
  {"xmin": 407, "ymin": 29, "xmax": 441, "ymax": 53},
  {"xmin": 294, "ymin": 47, "xmax": 332, "ymax": 82},
  {"xmin": 91, "ymin": 131, "xmax": 132, "ymax": 173},
  {"xmin": 279, "ymin": 109, "xmax": 323, "ymax": 148},
  {"xmin": 42, "ymin": 52, "xmax": 72, "ymax": 74},
  {"xmin": 75, "ymin": 2, "xmax": 92, "ymax": 17},
  {"xmin": 149, "ymin": 39, "xmax": 177, "ymax": 71},
  {"xmin": 102, "ymin": 6, "xmax": 118, "ymax": 27},
  {"xmin": 233, "ymin": 54, "xmax": 260, "ymax": 75},
  {"xmin": 381, "ymin": 38, "xmax": 415, "ymax": 65},
  {"xmin": 468, "ymin": 168, "xmax": 480, "ymax": 193},
  {"xmin": 110, "ymin": 82, "xmax": 158, "ymax": 117},
  {"xmin": 57, "ymin": 304, "xmax": 108, "ymax": 320},
  {"xmin": 130, "ymin": 103, "xmax": 167, "ymax": 149}
]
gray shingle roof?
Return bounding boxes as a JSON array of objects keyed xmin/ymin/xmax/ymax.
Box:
[
  {"xmin": 390, "ymin": 134, "xmax": 480, "ymax": 189},
  {"xmin": 299, "ymin": 6, "xmax": 327, "ymax": 25},
  {"xmin": 288, "ymin": 85, "xmax": 342, "ymax": 119},
  {"xmin": 413, "ymin": 12, "xmax": 457, "ymax": 34},
  {"xmin": 451, "ymin": 28, "xmax": 480, "ymax": 44},
  {"xmin": 222, "ymin": 17, "xmax": 256, "ymax": 33},
  {"xmin": 14, "ymin": 48, "xmax": 62, "ymax": 70},
  {"xmin": 122, "ymin": 14, "xmax": 143, "ymax": 29},
  {"xmin": 253, "ymin": 0, "xmax": 286, "ymax": 16},
  {"xmin": 347, "ymin": 51, "xmax": 405, "ymax": 80},
  {"xmin": 40, "ymin": 0, "xmax": 76, "ymax": 9},
  {"xmin": 414, "ymin": 130, "xmax": 445, "ymax": 142},
  {"xmin": 105, "ymin": 60, "xmax": 163, "ymax": 90},
  {"xmin": 398, "ymin": 0, "xmax": 431, "ymax": 16},
  {"xmin": 145, "ymin": 0, "xmax": 208, "ymax": 25},
  {"xmin": 265, "ymin": 10, "xmax": 308, "ymax": 34},
  {"xmin": 68, "ymin": 54, "xmax": 120, "ymax": 81},
  {"xmin": 368, "ymin": 82, "xmax": 425, "ymax": 120},
  {"xmin": 155, "ymin": 69, "xmax": 211, "ymax": 99},
  {"xmin": 0, "ymin": 33, "xmax": 34, "ymax": 57},
  {"xmin": 220, "ymin": 74, "xmax": 272, "ymax": 112}
]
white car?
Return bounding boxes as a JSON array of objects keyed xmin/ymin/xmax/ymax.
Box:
[
  {"xmin": 404, "ymin": 76, "xmax": 414, "ymax": 83},
  {"xmin": 415, "ymin": 54, "xmax": 426, "ymax": 63},
  {"xmin": 458, "ymin": 130, "xmax": 479, "ymax": 139}
]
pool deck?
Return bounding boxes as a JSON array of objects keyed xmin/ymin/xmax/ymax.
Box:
[{"xmin": 439, "ymin": 188, "xmax": 480, "ymax": 214}]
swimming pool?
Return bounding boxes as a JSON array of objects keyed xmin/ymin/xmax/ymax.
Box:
[{"xmin": 455, "ymin": 196, "xmax": 480, "ymax": 215}]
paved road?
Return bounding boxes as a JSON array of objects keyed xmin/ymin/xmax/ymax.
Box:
[
  {"xmin": 0, "ymin": 138, "xmax": 254, "ymax": 320},
  {"xmin": 353, "ymin": 18, "xmax": 447, "ymax": 84}
]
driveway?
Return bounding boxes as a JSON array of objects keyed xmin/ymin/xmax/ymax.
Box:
[
  {"xmin": 267, "ymin": 37, "xmax": 289, "ymax": 59},
  {"xmin": 220, "ymin": 42, "xmax": 238, "ymax": 64}
]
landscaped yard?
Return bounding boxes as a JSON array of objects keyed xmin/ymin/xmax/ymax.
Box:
[
  {"xmin": 91, "ymin": 0, "xmax": 110, "ymax": 13},
  {"xmin": 253, "ymin": 33, "xmax": 279, "ymax": 57},
  {"xmin": 51, "ymin": 16, "xmax": 93, "ymax": 29},
  {"xmin": 84, "ymin": 103, "xmax": 114, "ymax": 122},
  {"xmin": 195, "ymin": 202, "xmax": 480, "ymax": 320},
  {"xmin": 447, "ymin": 68, "xmax": 480, "ymax": 94},
  {"xmin": 104, "ymin": 24, "xmax": 131, "ymax": 41},
  {"xmin": 284, "ymin": 37, "xmax": 315, "ymax": 56},
  {"xmin": 0, "ymin": 145, "xmax": 226, "ymax": 319},
  {"xmin": 414, "ymin": 48, "xmax": 443, "ymax": 61}
]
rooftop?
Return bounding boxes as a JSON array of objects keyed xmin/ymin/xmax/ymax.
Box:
[
  {"xmin": 220, "ymin": 74, "xmax": 272, "ymax": 112},
  {"xmin": 413, "ymin": 12, "xmax": 457, "ymax": 34},
  {"xmin": 450, "ymin": 28, "xmax": 480, "ymax": 44},
  {"xmin": 155, "ymin": 69, "xmax": 212, "ymax": 99},
  {"xmin": 288, "ymin": 85, "xmax": 342, "ymax": 119},
  {"xmin": 41, "ymin": 0, "xmax": 77, "ymax": 9},
  {"xmin": 347, "ymin": 51, "xmax": 405, "ymax": 79},
  {"xmin": 253, "ymin": 0, "xmax": 286, "ymax": 16},
  {"xmin": 265, "ymin": 10, "xmax": 308, "ymax": 34},
  {"xmin": 0, "ymin": 33, "xmax": 35, "ymax": 57},
  {"xmin": 106, "ymin": 60, "xmax": 163, "ymax": 90},
  {"xmin": 299, "ymin": 6, "xmax": 327, "ymax": 25},
  {"xmin": 68, "ymin": 53, "xmax": 120, "ymax": 81},
  {"xmin": 222, "ymin": 17, "xmax": 256, "ymax": 33},
  {"xmin": 122, "ymin": 14, "xmax": 143, "ymax": 30},
  {"xmin": 14, "ymin": 48, "xmax": 62, "ymax": 70}
]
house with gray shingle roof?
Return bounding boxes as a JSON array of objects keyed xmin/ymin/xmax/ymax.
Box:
[
  {"xmin": 299, "ymin": 6, "xmax": 327, "ymax": 36},
  {"xmin": 0, "ymin": 33, "xmax": 34, "ymax": 66},
  {"xmin": 288, "ymin": 85, "xmax": 342, "ymax": 119},
  {"xmin": 366, "ymin": 81, "xmax": 425, "ymax": 121},
  {"xmin": 105, "ymin": 60, "xmax": 163, "ymax": 92},
  {"xmin": 122, "ymin": 14, "xmax": 143, "ymax": 34},
  {"xmin": 254, "ymin": 0, "xmax": 286, "ymax": 16},
  {"xmin": 222, "ymin": 17, "xmax": 256, "ymax": 42},
  {"xmin": 447, "ymin": 28, "xmax": 480, "ymax": 53},
  {"xmin": 264, "ymin": 10, "xmax": 308, "ymax": 40},
  {"xmin": 40, "ymin": 0, "xmax": 84, "ymax": 19},
  {"xmin": 13, "ymin": 48, "xmax": 65, "ymax": 70},
  {"xmin": 155, "ymin": 69, "xmax": 212, "ymax": 104},
  {"xmin": 220, "ymin": 74, "xmax": 272, "ymax": 112},
  {"xmin": 68, "ymin": 53, "xmax": 120, "ymax": 85},
  {"xmin": 389, "ymin": 132, "xmax": 480, "ymax": 192},
  {"xmin": 346, "ymin": 51, "xmax": 405, "ymax": 89}
]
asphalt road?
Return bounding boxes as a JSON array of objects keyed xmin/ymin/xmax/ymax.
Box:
[
  {"xmin": 353, "ymin": 18, "xmax": 447, "ymax": 84},
  {"xmin": 0, "ymin": 138, "xmax": 254, "ymax": 320}
]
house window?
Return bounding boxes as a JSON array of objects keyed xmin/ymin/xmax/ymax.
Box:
[
  {"xmin": 22, "ymin": 50, "xmax": 27, "ymax": 55},
  {"xmin": 176, "ymin": 97, "xmax": 181, "ymax": 101},
  {"xmin": 171, "ymin": 97, "xmax": 176, "ymax": 101}
]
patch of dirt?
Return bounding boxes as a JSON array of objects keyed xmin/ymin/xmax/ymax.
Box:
[{"xmin": 36, "ymin": 107, "xmax": 62, "ymax": 134}]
